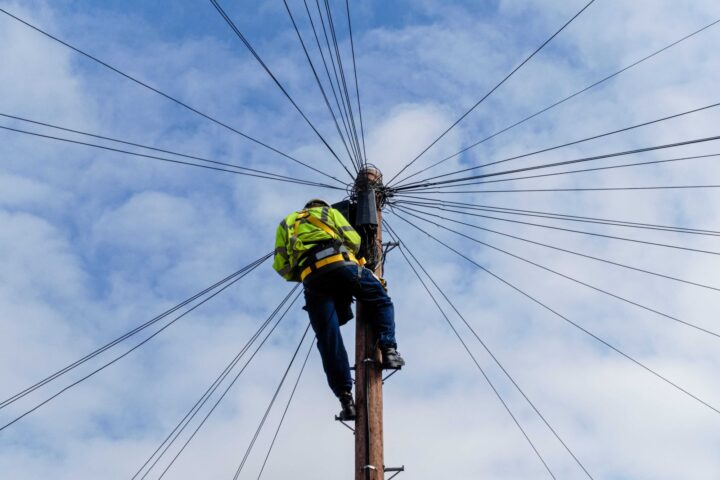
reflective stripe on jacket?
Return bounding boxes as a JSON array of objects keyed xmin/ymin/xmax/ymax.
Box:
[{"xmin": 273, "ymin": 206, "xmax": 361, "ymax": 282}]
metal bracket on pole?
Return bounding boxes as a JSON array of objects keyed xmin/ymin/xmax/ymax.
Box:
[
  {"xmin": 385, "ymin": 466, "xmax": 405, "ymax": 480},
  {"xmin": 335, "ymin": 416, "xmax": 356, "ymax": 433},
  {"xmin": 363, "ymin": 465, "xmax": 378, "ymax": 471},
  {"xmin": 382, "ymin": 367, "xmax": 401, "ymax": 383}
]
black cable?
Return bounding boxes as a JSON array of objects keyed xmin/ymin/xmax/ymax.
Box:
[
  {"xmin": 382, "ymin": 223, "xmax": 557, "ymax": 480},
  {"xmin": 394, "ymin": 202, "xmax": 720, "ymax": 292},
  {"xmin": 393, "ymin": 206, "xmax": 720, "ymax": 339},
  {"xmin": 394, "ymin": 18, "xmax": 720, "ymax": 185},
  {"xmin": 403, "ymin": 152, "xmax": 720, "ymax": 190},
  {"xmin": 304, "ymin": 0, "xmax": 360, "ymax": 167},
  {"xmin": 397, "ymin": 101, "xmax": 720, "ymax": 188},
  {"xmin": 0, "ymin": 253, "xmax": 271, "ymax": 412},
  {"xmin": 156, "ymin": 291, "xmax": 303, "ymax": 479},
  {"xmin": 323, "ymin": 0, "xmax": 364, "ymax": 166},
  {"xmin": 209, "ymin": 0, "xmax": 355, "ymax": 180},
  {"xmin": 256, "ymin": 338, "xmax": 315, "ymax": 480},
  {"xmin": 0, "ymin": 254, "xmax": 270, "ymax": 433},
  {"xmin": 131, "ymin": 284, "xmax": 298, "ymax": 480},
  {"xmin": 346, "ymin": 0, "xmax": 368, "ymax": 167},
  {"xmin": 0, "ymin": 125, "xmax": 341, "ymax": 190},
  {"xmin": 389, "ymin": 210, "xmax": 720, "ymax": 416},
  {"xmin": 396, "ymin": 133, "xmax": 720, "ymax": 191},
  {"xmin": 387, "ymin": 0, "xmax": 596, "ymax": 185},
  {"xmin": 393, "ymin": 196, "xmax": 720, "ymax": 237},
  {"xmin": 313, "ymin": 0, "xmax": 362, "ymax": 165},
  {"xmin": 393, "ymin": 185, "xmax": 720, "ymax": 194},
  {"xmin": 232, "ymin": 324, "xmax": 312, "ymax": 480},
  {"xmin": 385, "ymin": 222, "xmax": 592, "ymax": 479},
  {"xmin": 0, "ymin": 114, "xmax": 342, "ymax": 190},
  {"xmin": 395, "ymin": 203, "xmax": 720, "ymax": 256},
  {"xmin": 0, "ymin": 7, "xmax": 343, "ymax": 185},
  {"xmin": 283, "ymin": 0, "xmax": 360, "ymax": 171}
]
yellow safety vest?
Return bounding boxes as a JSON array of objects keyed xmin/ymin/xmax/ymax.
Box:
[{"xmin": 273, "ymin": 206, "xmax": 361, "ymax": 282}]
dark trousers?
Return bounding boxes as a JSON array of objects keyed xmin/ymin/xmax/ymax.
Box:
[{"xmin": 303, "ymin": 264, "xmax": 396, "ymax": 397}]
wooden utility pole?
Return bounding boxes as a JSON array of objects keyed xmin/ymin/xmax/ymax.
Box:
[{"xmin": 354, "ymin": 167, "xmax": 385, "ymax": 480}]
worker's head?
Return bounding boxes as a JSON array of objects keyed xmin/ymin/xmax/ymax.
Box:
[{"xmin": 305, "ymin": 198, "xmax": 330, "ymax": 209}]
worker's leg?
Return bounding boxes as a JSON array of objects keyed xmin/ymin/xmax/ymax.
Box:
[
  {"xmin": 303, "ymin": 285, "xmax": 353, "ymax": 397},
  {"xmin": 348, "ymin": 266, "xmax": 396, "ymax": 348}
]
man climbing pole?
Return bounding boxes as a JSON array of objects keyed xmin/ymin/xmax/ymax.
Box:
[{"xmin": 273, "ymin": 199, "xmax": 405, "ymax": 421}]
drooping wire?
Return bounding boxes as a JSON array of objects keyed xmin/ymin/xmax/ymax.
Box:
[
  {"xmin": 399, "ymin": 152, "xmax": 720, "ymax": 190},
  {"xmin": 394, "ymin": 203, "xmax": 720, "ymax": 256},
  {"xmin": 396, "ymin": 101, "xmax": 720, "ymax": 189},
  {"xmin": 393, "ymin": 18, "xmax": 720, "ymax": 185},
  {"xmin": 382, "ymin": 223, "xmax": 557, "ymax": 480},
  {"xmin": 155, "ymin": 291, "xmax": 304, "ymax": 480},
  {"xmin": 0, "ymin": 118, "xmax": 343, "ymax": 190},
  {"xmin": 384, "ymin": 221, "xmax": 593, "ymax": 479},
  {"xmin": 208, "ymin": 0, "xmax": 355, "ymax": 180},
  {"xmin": 0, "ymin": 7, "xmax": 343, "ymax": 185},
  {"xmin": 392, "ymin": 195, "xmax": 720, "ymax": 237},
  {"xmin": 0, "ymin": 254, "xmax": 271, "ymax": 433},
  {"xmin": 393, "ymin": 133, "xmax": 720, "ymax": 191},
  {"xmin": 0, "ymin": 253, "xmax": 271, "ymax": 412},
  {"xmin": 131, "ymin": 284, "xmax": 299, "ymax": 480},
  {"xmin": 393, "ymin": 205, "xmax": 720, "ymax": 338},
  {"xmin": 232, "ymin": 324, "xmax": 312, "ymax": 480},
  {"xmin": 389, "ymin": 210, "xmax": 720, "ymax": 416},
  {"xmin": 256, "ymin": 338, "xmax": 315, "ymax": 480},
  {"xmin": 386, "ymin": 0, "xmax": 597, "ymax": 185},
  {"xmin": 345, "ymin": 0, "xmax": 368, "ymax": 167},
  {"xmin": 283, "ymin": 0, "xmax": 360, "ymax": 171}
]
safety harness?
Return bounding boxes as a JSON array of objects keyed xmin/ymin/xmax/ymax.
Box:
[{"xmin": 293, "ymin": 209, "xmax": 364, "ymax": 282}]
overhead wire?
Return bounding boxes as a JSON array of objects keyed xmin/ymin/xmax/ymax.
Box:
[
  {"xmin": 397, "ymin": 152, "xmax": 720, "ymax": 189},
  {"xmin": 0, "ymin": 253, "xmax": 271, "ymax": 433},
  {"xmin": 131, "ymin": 284, "xmax": 299, "ymax": 480},
  {"xmin": 395, "ymin": 103, "xmax": 720, "ymax": 190},
  {"xmin": 393, "ymin": 184, "xmax": 720, "ymax": 194},
  {"xmin": 0, "ymin": 125, "xmax": 343, "ymax": 190},
  {"xmin": 0, "ymin": 114, "xmax": 342, "ymax": 190},
  {"xmin": 392, "ymin": 206, "xmax": 720, "ymax": 338},
  {"xmin": 384, "ymin": 222, "xmax": 593, "ymax": 479},
  {"xmin": 393, "ymin": 203, "xmax": 720, "ymax": 256},
  {"xmin": 382, "ymin": 223, "xmax": 558, "ymax": 480},
  {"xmin": 0, "ymin": 7, "xmax": 343, "ymax": 185},
  {"xmin": 256, "ymin": 338, "xmax": 315, "ymax": 480},
  {"xmin": 393, "ymin": 18, "xmax": 720, "ymax": 185},
  {"xmin": 386, "ymin": 0, "xmax": 597, "ymax": 185},
  {"xmin": 232, "ymin": 324, "xmax": 312, "ymax": 480},
  {"xmin": 389, "ymin": 210, "xmax": 720, "ymax": 416},
  {"xmin": 283, "ymin": 0, "xmax": 360, "ymax": 171},
  {"xmin": 303, "ymin": 0, "xmax": 360, "ymax": 167},
  {"xmin": 155, "ymin": 291, "xmax": 304, "ymax": 480},
  {"xmin": 312, "ymin": 0, "xmax": 363, "ymax": 165},
  {"xmin": 392, "ymin": 196, "xmax": 720, "ymax": 237},
  {"xmin": 345, "ymin": 0, "xmax": 368, "ymax": 167},
  {"xmin": 322, "ymin": 0, "xmax": 365, "ymax": 166},
  {"xmin": 0, "ymin": 253, "xmax": 272, "ymax": 412},
  {"xmin": 392, "ymin": 203, "xmax": 720, "ymax": 292},
  {"xmin": 208, "ymin": 0, "xmax": 356, "ymax": 180},
  {"xmin": 393, "ymin": 133, "xmax": 720, "ymax": 191}
]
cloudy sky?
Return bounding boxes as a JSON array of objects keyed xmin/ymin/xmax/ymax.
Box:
[{"xmin": 2, "ymin": 0, "xmax": 720, "ymax": 478}]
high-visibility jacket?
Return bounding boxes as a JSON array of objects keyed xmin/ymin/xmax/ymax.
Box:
[{"xmin": 273, "ymin": 205, "xmax": 361, "ymax": 282}]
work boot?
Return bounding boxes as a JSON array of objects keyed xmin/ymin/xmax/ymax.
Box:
[
  {"xmin": 337, "ymin": 392, "xmax": 356, "ymax": 421},
  {"xmin": 381, "ymin": 347, "xmax": 406, "ymax": 369}
]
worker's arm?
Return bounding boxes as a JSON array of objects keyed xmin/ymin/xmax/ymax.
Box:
[
  {"xmin": 272, "ymin": 218, "xmax": 295, "ymax": 281},
  {"xmin": 329, "ymin": 208, "xmax": 361, "ymax": 254}
]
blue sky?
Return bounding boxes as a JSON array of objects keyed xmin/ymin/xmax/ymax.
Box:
[{"xmin": 2, "ymin": 0, "xmax": 720, "ymax": 479}]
